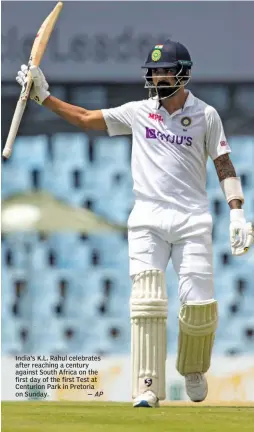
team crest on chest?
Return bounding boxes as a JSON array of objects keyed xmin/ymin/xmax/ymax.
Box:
[{"xmin": 181, "ymin": 116, "xmax": 192, "ymax": 128}]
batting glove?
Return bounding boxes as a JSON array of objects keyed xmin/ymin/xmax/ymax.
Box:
[
  {"xmin": 230, "ymin": 209, "xmax": 250, "ymax": 256},
  {"xmin": 232, "ymin": 222, "xmax": 254, "ymax": 256},
  {"xmin": 16, "ymin": 64, "xmax": 50, "ymax": 105}
]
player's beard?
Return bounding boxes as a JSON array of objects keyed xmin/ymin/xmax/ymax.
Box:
[{"xmin": 156, "ymin": 81, "xmax": 179, "ymax": 100}]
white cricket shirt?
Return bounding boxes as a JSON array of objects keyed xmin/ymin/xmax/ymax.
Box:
[{"xmin": 101, "ymin": 91, "xmax": 231, "ymax": 212}]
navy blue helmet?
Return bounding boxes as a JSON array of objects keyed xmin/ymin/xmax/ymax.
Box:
[
  {"xmin": 142, "ymin": 39, "xmax": 193, "ymax": 100},
  {"xmin": 142, "ymin": 39, "xmax": 192, "ymax": 71}
]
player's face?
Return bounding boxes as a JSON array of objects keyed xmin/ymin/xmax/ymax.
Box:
[
  {"xmin": 151, "ymin": 68, "xmax": 176, "ymax": 88},
  {"xmin": 150, "ymin": 67, "xmax": 179, "ymax": 100}
]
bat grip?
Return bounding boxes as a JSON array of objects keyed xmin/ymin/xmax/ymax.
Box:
[
  {"xmin": 2, "ymin": 96, "xmax": 27, "ymax": 158},
  {"xmin": 21, "ymin": 73, "xmax": 33, "ymax": 102}
]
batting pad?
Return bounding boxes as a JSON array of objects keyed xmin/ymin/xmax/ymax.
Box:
[
  {"xmin": 176, "ymin": 300, "xmax": 218, "ymax": 376},
  {"xmin": 130, "ymin": 270, "xmax": 168, "ymax": 400}
]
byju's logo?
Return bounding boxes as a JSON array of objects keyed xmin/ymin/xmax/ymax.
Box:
[
  {"xmin": 146, "ymin": 127, "xmax": 157, "ymax": 139},
  {"xmin": 145, "ymin": 127, "xmax": 193, "ymax": 146}
]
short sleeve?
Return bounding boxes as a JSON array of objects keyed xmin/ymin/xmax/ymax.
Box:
[
  {"xmin": 205, "ymin": 106, "xmax": 231, "ymax": 160},
  {"xmin": 101, "ymin": 101, "xmax": 143, "ymax": 136}
]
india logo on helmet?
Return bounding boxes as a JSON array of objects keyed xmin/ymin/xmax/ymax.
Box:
[{"xmin": 151, "ymin": 49, "xmax": 161, "ymax": 62}]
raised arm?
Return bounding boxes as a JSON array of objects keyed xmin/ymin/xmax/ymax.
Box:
[
  {"xmin": 43, "ymin": 95, "xmax": 107, "ymax": 131},
  {"xmin": 16, "ymin": 64, "xmax": 107, "ymax": 131},
  {"xmin": 16, "ymin": 64, "xmax": 137, "ymax": 135}
]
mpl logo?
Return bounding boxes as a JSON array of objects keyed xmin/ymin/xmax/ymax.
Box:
[
  {"xmin": 148, "ymin": 113, "xmax": 164, "ymax": 122},
  {"xmin": 145, "ymin": 127, "xmax": 193, "ymax": 146}
]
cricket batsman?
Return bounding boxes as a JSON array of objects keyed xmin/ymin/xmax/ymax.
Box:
[{"xmin": 16, "ymin": 39, "xmax": 254, "ymax": 407}]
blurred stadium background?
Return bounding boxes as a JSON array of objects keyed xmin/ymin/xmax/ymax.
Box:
[{"xmin": 1, "ymin": 1, "xmax": 254, "ymax": 402}]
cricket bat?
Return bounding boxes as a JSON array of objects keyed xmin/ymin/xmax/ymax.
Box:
[{"xmin": 2, "ymin": 1, "xmax": 63, "ymax": 159}]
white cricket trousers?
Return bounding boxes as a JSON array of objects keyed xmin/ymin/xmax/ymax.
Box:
[{"xmin": 128, "ymin": 198, "xmax": 214, "ymax": 303}]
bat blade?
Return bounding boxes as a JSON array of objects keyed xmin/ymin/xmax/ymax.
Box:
[{"xmin": 2, "ymin": 2, "xmax": 63, "ymax": 159}]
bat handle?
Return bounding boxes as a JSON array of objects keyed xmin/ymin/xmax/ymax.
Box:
[
  {"xmin": 21, "ymin": 73, "xmax": 33, "ymax": 102},
  {"xmin": 2, "ymin": 95, "xmax": 27, "ymax": 158}
]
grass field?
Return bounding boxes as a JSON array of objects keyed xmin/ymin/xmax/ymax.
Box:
[{"xmin": 2, "ymin": 402, "xmax": 254, "ymax": 432}]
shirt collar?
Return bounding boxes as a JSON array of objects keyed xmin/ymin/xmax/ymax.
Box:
[
  {"xmin": 183, "ymin": 91, "xmax": 195, "ymax": 109},
  {"xmin": 150, "ymin": 90, "xmax": 195, "ymax": 113}
]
